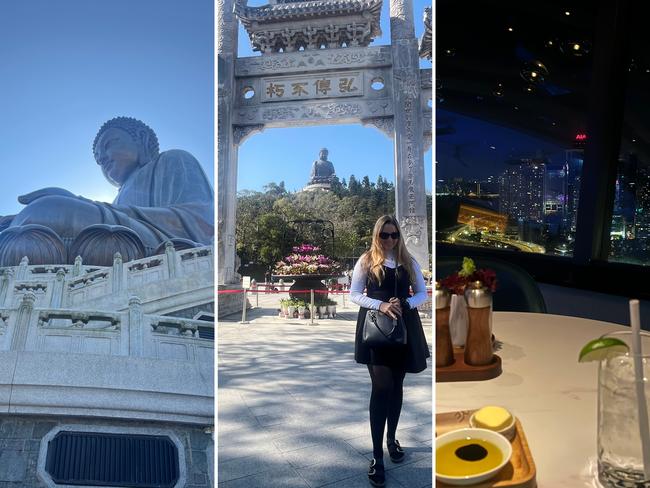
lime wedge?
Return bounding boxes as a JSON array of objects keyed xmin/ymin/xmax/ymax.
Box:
[{"xmin": 578, "ymin": 337, "xmax": 629, "ymax": 362}]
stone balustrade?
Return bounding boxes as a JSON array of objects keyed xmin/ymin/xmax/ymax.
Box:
[
  {"xmin": 0, "ymin": 245, "xmax": 214, "ymax": 363},
  {"xmin": 0, "ymin": 297, "xmax": 213, "ymax": 361},
  {"xmin": 0, "ymin": 244, "xmax": 213, "ymax": 310},
  {"xmin": 0, "ymin": 244, "xmax": 214, "ymax": 425}
]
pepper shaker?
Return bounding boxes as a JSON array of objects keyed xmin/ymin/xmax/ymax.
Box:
[
  {"xmin": 464, "ymin": 280, "xmax": 493, "ymax": 366},
  {"xmin": 435, "ymin": 283, "xmax": 454, "ymax": 367}
]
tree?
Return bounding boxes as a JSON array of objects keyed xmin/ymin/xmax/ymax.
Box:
[
  {"xmin": 235, "ymin": 176, "xmax": 430, "ymax": 269},
  {"xmin": 348, "ymin": 175, "xmax": 360, "ymax": 195},
  {"xmin": 330, "ymin": 176, "xmax": 344, "ymax": 197},
  {"xmin": 263, "ymin": 181, "xmax": 287, "ymax": 197}
]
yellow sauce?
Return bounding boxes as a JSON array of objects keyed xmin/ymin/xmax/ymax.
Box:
[{"xmin": 436, "ymin": 438, "xmax": 503, "ymax": 477}]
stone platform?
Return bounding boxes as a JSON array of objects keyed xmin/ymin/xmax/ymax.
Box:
[
  {"xmin": 0, "ymin": 245, "xmax": 214, "ymax": 487},
  {"xmin": 218, "ymin": 299, "xmax": 432, "ymax": 487}
]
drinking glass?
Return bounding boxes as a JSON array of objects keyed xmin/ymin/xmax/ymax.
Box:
[{"xmin": 598, "ymin": 330, "xmax": 650, "ymax": 488}]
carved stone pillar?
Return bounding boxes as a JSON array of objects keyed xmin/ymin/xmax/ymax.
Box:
[
  {"xmin": 218, "ymin": 0, "xmax": 240, "ymax": 285},
  {"xmin": 389, "ymin": 0, "xmax": 429, "ymax": 270}
]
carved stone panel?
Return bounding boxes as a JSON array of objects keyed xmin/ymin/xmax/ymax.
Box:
[
  {"xmin": 361, "ymin": 116, "xmax": 395, "ymax": 139},
  {"xmin": 261, "ymin": 71, "xmax": 364, "ymax": 103},
  {"xmin": 235, "ymin": 66, "xmax": 393, "ymax": 109},
  {"xmin": 235, "ymin": 98, "xmax": 394, "ymax": 127},
  {"xmin": 235, "ymin": 46, "xmax": 392, "ymax": 77},
  {"xmin": 233, "ymin": 124, "xmax": 265, "ymax": 146}
]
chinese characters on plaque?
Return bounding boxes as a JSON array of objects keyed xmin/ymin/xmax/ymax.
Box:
[{"xmin": 261, "ymin": 72, "xmax": 364, "ymax": 102}]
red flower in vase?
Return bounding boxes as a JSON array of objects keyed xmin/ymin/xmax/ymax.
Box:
[{"xmin": 439, "ymin": 257, "xmax": 498, "ymax": 295}]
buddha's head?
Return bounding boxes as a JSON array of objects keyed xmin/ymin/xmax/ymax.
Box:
[
  {"xmin": 319, "ymin": 148, "xmax": 328, "ymax": 160},
  {"xmin": 93, "ymin": 117, "xmax": 160, "ymax": 187}
]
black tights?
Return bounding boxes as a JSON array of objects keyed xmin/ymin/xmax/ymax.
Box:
[{"xmin": 367, "ymin": 364, "xmax": 406, "ymax": 462}]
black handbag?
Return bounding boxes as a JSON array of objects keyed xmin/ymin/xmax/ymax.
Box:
[{"xmin": 362, "ymin": 271, "xmax": 407, "ymax": 348}]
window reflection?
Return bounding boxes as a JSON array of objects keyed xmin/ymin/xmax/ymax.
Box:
[
  {"xmin": 609, "ymin": 11, "xmax": 650, "ymax": 265},
  {"xmin": 436, "ymin": 0, "xmax": 595, "ymax": 257}
]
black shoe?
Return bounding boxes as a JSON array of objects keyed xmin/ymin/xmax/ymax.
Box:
[
  {"xmin": 368, "ymin": 458, "xmax": 385, "ymax": 487},
  {"xmin": 387, "ymin": 439, "xmax": 405, "ymax": 463}
]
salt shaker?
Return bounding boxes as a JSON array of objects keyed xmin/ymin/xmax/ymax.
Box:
[
  {"xmin": 464, "ymin": 280, "xmax": 493, "ymax": 366},
  {"xmin": 435, "ymin": 283, "xmax": 454, "ymax": 367}
]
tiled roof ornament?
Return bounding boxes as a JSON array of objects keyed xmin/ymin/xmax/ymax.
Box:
[{"xmin": 234, "ymin": 0, "xmax": 383, "ymax": 54}]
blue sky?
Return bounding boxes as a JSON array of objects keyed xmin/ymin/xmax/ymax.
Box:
[
  {"xmin": 0, "ymin": 0, "xmax": 213, "ymax": 216},
  {"xmin": 235, "ymin": 0, "xmax": 433, "ymax": 193},
  {"xmin": 437, "ymin": 109, "xmax": 566, "ymax": 182}
]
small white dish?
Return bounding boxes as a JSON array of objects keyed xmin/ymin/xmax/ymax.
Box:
[
  {"xmin": 436, "ymin": 428, "xmax": 513, "ymax": 486},
  {"xmin": 469, "ymin": 408, "xmax": 516, "ymax": 441}
]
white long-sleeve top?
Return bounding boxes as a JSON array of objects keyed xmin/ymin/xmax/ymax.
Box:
[{"xmin": 349, "ymin": 253, "xmax": 428, "ymax": 310}]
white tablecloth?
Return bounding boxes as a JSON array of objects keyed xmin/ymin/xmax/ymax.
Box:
[{"xmin": 436, "ymin": 312, "xmax": 629, "ymax": 487}]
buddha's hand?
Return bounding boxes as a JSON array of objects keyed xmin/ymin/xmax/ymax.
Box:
[{"xmin": 18, "ymin": 187, "xmax": 77, "ymax": 205}]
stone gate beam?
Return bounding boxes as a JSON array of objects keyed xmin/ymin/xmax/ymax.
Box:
[
  {"xmin": 390, "ymin": 0, "xmax": 430, "ymax": 270},
  {"xmin": 217, "ymin": 0, "xmax": 239, "ymax": 285}
]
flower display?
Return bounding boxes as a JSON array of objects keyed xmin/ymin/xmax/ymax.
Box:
[
  {"xmin": 274, "ymin": 244, "xmax": 342, "ymax": 276},
  {"xmin": 439, "ymin": 257, "xmax": 497, "ymax": 295}
]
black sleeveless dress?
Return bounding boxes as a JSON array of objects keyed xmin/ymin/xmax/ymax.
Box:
[{"xmin": 354, "ymin": 265, "xmax": 430, "ymax": 373}]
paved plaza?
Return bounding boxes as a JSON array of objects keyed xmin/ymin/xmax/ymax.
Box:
[{"xmin": 217, "ymin": 291, "xmax": 432, "ymax": 487}]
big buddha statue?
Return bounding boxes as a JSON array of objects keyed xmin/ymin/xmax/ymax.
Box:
[
  {"xmin": 303, "ymin": 148, "xmax": 337, "ymax": 191},
  {"xmin": 0, "ymin": 117, "xmax": 214, "ymax": 266}
]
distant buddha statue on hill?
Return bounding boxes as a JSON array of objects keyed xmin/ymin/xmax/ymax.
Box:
[
  {"xmin": 307, "ymin": 148, "xmax": 336, "ymax": 187},
  {"xmin": 0, "ymin": 116, "xmax": 214, "ymax": 266}
]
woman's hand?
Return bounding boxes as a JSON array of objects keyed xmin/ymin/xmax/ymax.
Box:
[
  {"xmin": 380, "ymin": 300, "xmax": 402, "ymax": 319},
  {"xmin": 389, "ymin": 297, "xmax": 403, "ymax": 317}
]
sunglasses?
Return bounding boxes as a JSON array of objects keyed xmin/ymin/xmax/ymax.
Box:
[{"xmin": 379, "ymin": 232, "xmax": 400, "ymax": 240}]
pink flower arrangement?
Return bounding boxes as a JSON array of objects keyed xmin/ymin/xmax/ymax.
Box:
[{"xmin": 274, "ymin": 244, "xmax": 342, "ymax": 276}]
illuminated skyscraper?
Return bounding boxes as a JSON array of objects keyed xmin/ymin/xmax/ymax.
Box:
[
  {"xmin": 635, "ymin": 162, "xmax": 650, "ymax": 240},
  {"xmin": 544, "ymin": 163, "xmax": 568, "ymax": 217},
  {"xmin": 565, "ymin": 149, "xmax": 584, "ymax": 232},
  {"xmin": 499, "ymin": 158, "xmax": 545, "ymax": 222}
]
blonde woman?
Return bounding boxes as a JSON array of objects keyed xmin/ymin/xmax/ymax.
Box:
[{"xmin": 350, "ymin": 215, "xmax": 430, "ymax": 487}]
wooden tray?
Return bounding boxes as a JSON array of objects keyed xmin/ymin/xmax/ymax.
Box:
[
  {"xmin": 436, "ymin": 352, "xmax": 502, "ymax": 382},
  {"xmin": 436, "ymin": 410, "xmax": 537, "ymax": 488}
]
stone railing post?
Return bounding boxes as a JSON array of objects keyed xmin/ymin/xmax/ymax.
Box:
[
  {"xmin": 11, "ymin": 291, "xmax": 36, "ymax": 351},
  {"xmin": 50, "ymin": 269, "xmax": 66, "ymax": 308},
  {"xmin": 165, "ymin": 241, "xmax": 178, "ymax": 278},
  {"xmin": 128, "ymin": 295, "xmax": 144, "ymax": 357},
  {"xmin": 16, "ymin": 256, "xmax": 29, "ymax": 280},
  {"xmin": 0, "ymin": 311, "xmax": 9, "ymax": 344},
  {"xmin": 72, "ymin": 255, "xmax": 83, "ymax": 277},
  {"xmin": 112, "ymin": 252, "xmax": 123, "ymax": 293},
  {"xmin": 0, "ymin": 268, "xmax": 14, "ymax": 308}
]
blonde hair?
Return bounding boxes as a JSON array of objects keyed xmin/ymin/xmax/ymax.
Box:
[{"xmin": 361, "ymin": 215, "xmax": 415, "ymax": 285}]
